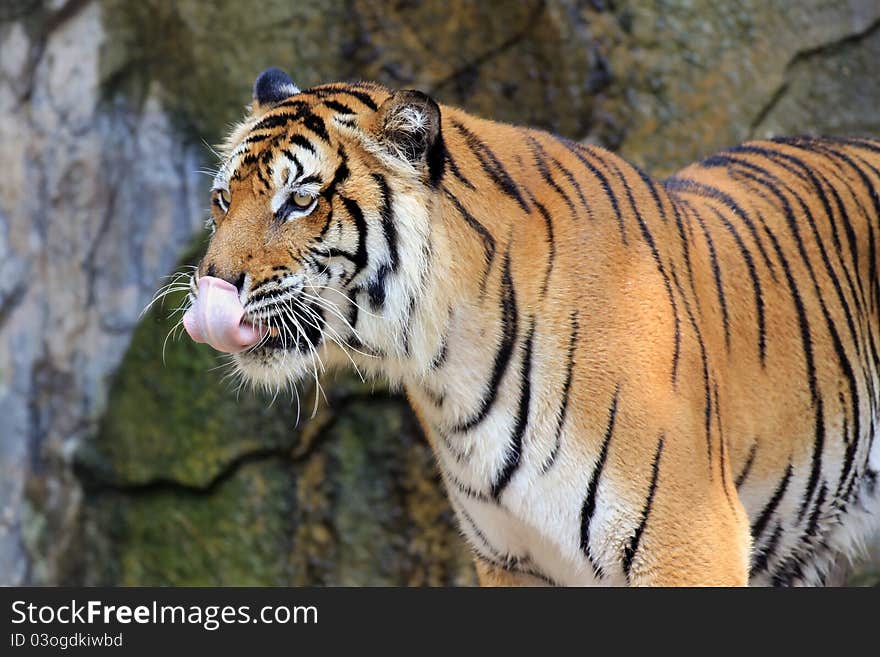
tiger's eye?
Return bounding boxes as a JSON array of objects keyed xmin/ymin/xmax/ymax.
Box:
[
  {"xmin": 214, "ymin": 188, "xmax": 231, "ymax": 211},
  {"xmin": 291, "ymin": 191, "xmax": 313, "ymax": 208}
]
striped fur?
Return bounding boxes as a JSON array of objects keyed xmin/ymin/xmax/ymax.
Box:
[{"xmin": 188, "ymin": 70, "xmax": 880, "ymax": 586}]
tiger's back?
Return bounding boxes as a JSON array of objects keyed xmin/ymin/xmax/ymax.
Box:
[{"xmin": 663, "ymin": 137, "xmax": 880, "ymax": 585}]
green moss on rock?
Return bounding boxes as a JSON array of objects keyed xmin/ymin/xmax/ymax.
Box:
[{"xmin": 73, "ymin": 459, "xmax": 297, "ymax": 586}]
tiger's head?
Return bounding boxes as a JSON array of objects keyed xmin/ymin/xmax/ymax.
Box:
[{"xmin": 182, "ymin": 68, "xmax": 447, "ymax": 393}]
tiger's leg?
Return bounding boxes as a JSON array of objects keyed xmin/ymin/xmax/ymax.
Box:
[
  {"xmin": 622, "ymin": 437, "xmax": 752, "ymax": 587},
  {"xmin": 627, "ymin": 504, "xmax": 751, "ymax": 586},
  {"xmin": 474, "ymin": 557, "xmax": 552, "ymax": 587}
]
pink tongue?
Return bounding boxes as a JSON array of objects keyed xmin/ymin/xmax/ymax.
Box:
[{"xmin": 183, "ymin": 276, "xmax": 266, "ymax": 353}]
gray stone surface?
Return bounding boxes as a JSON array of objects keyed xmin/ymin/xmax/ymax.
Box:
[{"xmin": 0, "ymin": 1, "xmax": 202, "ymax": 584}]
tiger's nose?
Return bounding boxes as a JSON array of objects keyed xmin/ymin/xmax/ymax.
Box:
[{"xmin": 203, "ymin": 263, "xmax": 246, "ymax": 294}]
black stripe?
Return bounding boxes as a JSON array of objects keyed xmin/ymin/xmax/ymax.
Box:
[
  {"xmin": 837, "ymin": 401, "xmax": 861, "ymax": 501},
  {"xmin": 807, "ymin": 144, "xmax": 880, "ymax": 432},
  {"xmin": 705, "ymin": 205, "xmax": 767, "ymax": 362},
  {"xmin": 624, "ymin": 165, "xmax": 682, "ymax": 383},
  {"xmin": 443, "ymin": 187, "xmax": 496, "ymax": 295},
  {"xmin": 255, "ymin": 166, "xmax": 271, "ymax": 193},
  {"xmin": 832, "ymin": 136, "xmax": 880, "ymax": 154},
  {"xmin": 752, "ymin": 204, "xmax": 832, "ymax": 525},
  {"xmin": 845, "ymin": 150, "xmax": 880, "ymax": 314},
  {"xmin": 323, "ymin": 151, "xmax": 350, "ymax": 199},
  {"xmin": 419, "ymin": 384, "xmax": 445, "ymax": 408},
  {"xmin": 579, "ymin": 386, "xmax": 620, "ymax": 578},
  {"xmin": 281, "ymin": 149, "xmax": 303, "ymax": 179},
  {"xmin": 714, "ymin": 383, "xmax": 735, "ymax": 508},
  {"xmin": 797, "ymin": 388, "xmax": 827, "ymax": 525},
  {"xmin": 371, "ymin": 173, "xmax": 399, "ymax": 271},
  {"xmin": 429, "ymin": 309, "xmax": 452, "ymax": 370},
  {"xmin": 323, "ymin": 99, "xmax": 354, "ymax": 115},
  {"xmin": 821, "ymin": 170, "xmax": 869, "ymax": 315},
  {"xmin": 244, "ymin": 133, "xmax": 271, "ymax": 144},
  {"xmin": 289, "ymin": 134, "xmax": 316, "ymax": 154},
  {"xmin": 452, "ymin": 119, "xmax": 530, "ymax": 213},
  {"xmin": 270, "ymin": 99, "xmax": 306, "ymax": 111},
  {"xmin": 366, "ymin": 264, "xmax": 390, "ymax": 309},
  {"xmin": 549, "ymin": 151, "xmax": 594, "ymax": 220},
  {"xmin": 303, "ymin": 113, "xmax": 330, "ymax": 142},
  {"xmin": 562, "ymin": 140, "xmax": 627, "ymax": 243},
  {"xmin": 663, "ymin": 177, "xmax": 778, "ymax": 281},
  {"xmin": 622, "ymin": 436, "xmax": 665, "ymax": 580},
  {"xmin": 669, "ymin": 261, "xmax": 714, "ymax": 475},
  {"xmin": 339, "ymin": 196, "xmax": 369, "ymax": 285},
  {"xmin": 777, "ymin": 141, "xmax": 879, "ymax": 319},
  {"xmin": 445, "ymin": 470, "xmax": 490, "ymax": 502},
  {"xmin": 540, "ymin": 310, "xmax": 579, "ymax": 473},
  {"xmin": 474, "ymin": 552, "xmax": 560, "ymax": 587},
  {"xmin": 735, "ymin": 442, "xmax": 758, "ymax": 489},
  {"xmin": 750, "ymin": 522, "xmax": 784, "ymax": 578},
  {"xmin": 490, "ymin": 318, "xmax": 536, "ymax": 500},
  {"xmin": 297, "ymin": 174, "xmax": 321, "ymax": 186},
  {"xmin": 636, "ymin": 167, "xmax": 669, "ymax": 223},
  {"xmin": 315, "ymin": 246, "xmax": 357, "ymax": 264},
  {"xmin": 771, "ymin": 556, "xmax": 805, "ymax": 587},
  {"xmin": 438, "ymin": 427, "xmax": 469, "ymax": 463},
  {"xmin": 724, "ymin": 156, "xmax": 862, "ymax": 363},
  {"xmin": 772, "ymin": 483, "xmax": 828, "ymax": 587},
  {"xmin": 816, "ymin": 169, "xmax": 872, "ymax": 371},
  {"xmin": 818, "ymin": 306, "xmax": 862, "ymax": 501},
  {"xmin": 444, "ymin": 150, "xmax": 476, "ymax": 190},
  {"xmin": 526, "ymin": 134, "xmax": 578, "ymax": 220},
  {"xmin": 529, "ymin": 195, "xmax": 556, "ymax": 295},
  {"xmin": 750, "ymin": 463, "xmax": 793, "ymax": 541},
  {"xmin": 253, "ymin": 112, "xmax": 298, "ymax": 132},
  {"xmin": 669, "ymin": 198, "xmax": 701, "ymax": 310},
  {"xmin": 364, "ymin": 174, "xmax": 399, "ymax": 310},
  {"xmin": 689, "ymin": 200, "xmax": 731, "ymax": 348},
  {"xmin": 402, "ymin": 295, "xmax": 417, "ymax": 356},
  {"xmin": 737, "ymin": 145, "xmax": 864, "ymax": 322},
  {"xmin": 452, "ymin": 251, "xmax": 518, "ymax": 433},
  {"xmin": 426, "ymin": 124, "xmax": 447, "ymax": 187},
  {"xmin": 346, "ymin": 290, "xmax": 359, "ymax": 335},
  {"xmin": 457, "ymin": 505, "xmax": 506, "ymax": 563},
  {"xmin": 804, "ymin": 482, "xmax": 828, "ymax": 538},
  {"xmin": 430, "ymin": 335, "xmax": 449, "ymax": 370},
  {"xmin": 744, "ymin": 190, "xmax": 820, "ymax": 398},
  {"xmin": 309, "ymin": 87, "xmax": 379, "ymax": 111}
]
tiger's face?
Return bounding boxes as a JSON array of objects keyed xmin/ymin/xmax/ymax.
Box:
[{"xmin": 187, "ymin": 68, "xmax": 444, "ymax": 391}]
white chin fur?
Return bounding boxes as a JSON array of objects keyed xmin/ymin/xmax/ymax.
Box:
[{"xmin": 233, "ymin": 349, "xmax": 315, "ymax": 392}]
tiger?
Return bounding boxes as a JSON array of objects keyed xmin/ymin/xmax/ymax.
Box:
[{"xmin": 176, "ymin": 66, "xmax": 880, "ymax": 586}]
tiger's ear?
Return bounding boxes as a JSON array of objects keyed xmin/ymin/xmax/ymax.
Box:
[
  {"xmin": 375, "ymin": 90, "xmax": 442, "ymax": 166},
  {"xmin": 251, "ymin": 67, "xmax": 299, "ymax": 113}
]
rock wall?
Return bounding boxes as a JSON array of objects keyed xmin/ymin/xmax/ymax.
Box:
[
  {"xmin": 0, "ymin": 0, "xmax": 204, "ymax": 584},
  {"xmin": 1, "ymin": 0, "xmax": 878, "ymax": 586}
]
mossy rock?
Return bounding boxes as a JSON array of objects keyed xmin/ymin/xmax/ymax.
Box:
[
  {"xmin": 70, "ymin": 397, "xmax": 475, "ymax": 586},
  {"xmin": 71, "ymin": 459, "xmax": 299, "ymax": 586}
]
